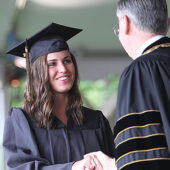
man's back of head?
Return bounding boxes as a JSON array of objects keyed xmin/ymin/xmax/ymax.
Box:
[{"xmin": 116, "ymin": 0, "xmax": 168, "ymax": 34}]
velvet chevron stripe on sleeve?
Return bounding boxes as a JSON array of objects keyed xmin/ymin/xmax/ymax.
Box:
[{"xmin": 114, "ymin": 110, "xmax": 170, "ymax": 170}]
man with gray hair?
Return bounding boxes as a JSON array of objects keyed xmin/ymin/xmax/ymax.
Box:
[{"xmin": 85, "ymin": 0, "xmax": 170, "ymax": 169}]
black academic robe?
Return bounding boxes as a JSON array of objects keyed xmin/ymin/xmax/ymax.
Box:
[
  {"xmin": 3, "ymin": 106, "xmax": 114, "ymax": 170},
  {"xmin": 114, "ymin": 37, "xmax": 170, "ymax": 170}
]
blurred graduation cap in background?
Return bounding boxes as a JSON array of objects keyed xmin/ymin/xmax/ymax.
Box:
[{"xmin": 6, "ymin": 22, "xmax": 82, "ymax": 101}]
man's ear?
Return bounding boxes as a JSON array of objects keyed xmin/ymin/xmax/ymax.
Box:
[{"xmin": 121, "ymin": 15, "xmax": 130, "ymax": 35}]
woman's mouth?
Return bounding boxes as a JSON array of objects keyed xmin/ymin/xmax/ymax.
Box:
[{"xmin": 57, "ymin": 75, "xmax": 69, "ymax": 81}]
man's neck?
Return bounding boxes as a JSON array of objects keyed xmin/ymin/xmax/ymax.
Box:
[
  {"xmin": 136, "ymin": 35, "xmax": 165, "ymax": 58},
  {"xmin": 130, "ymin": 32, "xmax": 164, "ymax": 60}
]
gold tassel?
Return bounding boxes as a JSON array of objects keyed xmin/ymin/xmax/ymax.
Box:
[{"xmin": 23, "ymin": 39, "xmax": 33, "ymax": 102}]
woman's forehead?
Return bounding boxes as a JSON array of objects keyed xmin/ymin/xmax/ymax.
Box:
[{"xmin": 47, "ymin": 50, "xmax": 71, "ymax": 61}]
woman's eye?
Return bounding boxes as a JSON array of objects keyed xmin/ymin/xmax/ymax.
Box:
[
  {"xmin": 48, "ymin": 62, "xmax": 56, "ymax": 67},
  {"xmin": 64, "ymin": 59, "xmax": 72, "ymax": 64}
]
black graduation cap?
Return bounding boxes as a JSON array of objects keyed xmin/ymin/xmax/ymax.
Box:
[
  {"xmin": 7, "ymin": 22, "xmax": 82, "ymax": 65},
  {"xmin": 6, "ymin": 22, "xmax": 82, "ymax": 102}
]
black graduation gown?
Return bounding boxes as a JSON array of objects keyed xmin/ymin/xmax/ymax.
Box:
[
  {"xmin": 114, "ymin": 37, "xmax": 170, "ymax": 170},
  {"xmin": 3, "ymin": 106, "xmax": 114, "ymax": 170}
]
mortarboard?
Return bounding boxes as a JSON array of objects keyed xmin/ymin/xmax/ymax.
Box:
[
  {"xmin": 6, "ymin": 22, "xmax": 82, "ymax": 102},
  {"xmin": 7, "ymin": 22, "xmax": 82, "ymax": 65}
]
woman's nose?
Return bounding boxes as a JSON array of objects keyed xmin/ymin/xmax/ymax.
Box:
[{"xmin": 58, "ymin": 63, "xmax": 67, "ymax": 73}]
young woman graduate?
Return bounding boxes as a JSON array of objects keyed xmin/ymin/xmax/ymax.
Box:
[{"xmin": 3, "ymin": 23, "xmax": 114, "ymax": 170}]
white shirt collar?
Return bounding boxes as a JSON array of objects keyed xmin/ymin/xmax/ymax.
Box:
[{"xmin": 137, "ymin": 35, "xmax": 165, "ymax": 58}]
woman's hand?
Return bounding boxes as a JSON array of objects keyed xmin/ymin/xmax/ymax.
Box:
[
  {"xmin": 71, "ymin": 155, "xmax": 102, "ymax": 170},
  {"xmin": 84, "ymin": 151, "xmax": 116, "ymax": 170}
]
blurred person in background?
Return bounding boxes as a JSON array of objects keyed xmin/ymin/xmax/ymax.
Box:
[{"xmin": 3, "ymin": 23, "xmax": 114, "ymax": 170}]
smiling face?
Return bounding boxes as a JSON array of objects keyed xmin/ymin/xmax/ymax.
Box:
[{"xmin": 47, "ymin": 50, "xmax": 75, "ymax": 94}]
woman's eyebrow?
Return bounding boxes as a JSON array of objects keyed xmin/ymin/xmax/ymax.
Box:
[
  {"xmin": 47, "ymin": 59, "xmax": 57, "ymax": 62},
  {"xmin": 64, "ymin": 55, "xmax": 71, "ymax": 59},
  {"xmin": 47, "ymin": 55, "xmax": 71, "ymax": 62}
]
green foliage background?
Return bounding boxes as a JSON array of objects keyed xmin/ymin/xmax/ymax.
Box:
[
  {"xmin": 10, "ymin": 75, "xmax": 119, "ymax": 109},
  {"xmin": 79, "ymin": 75, "xmax": 119, "ymax": 109}
]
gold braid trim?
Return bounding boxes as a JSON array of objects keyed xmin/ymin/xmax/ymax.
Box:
[
  {"xmin": 119, "ymin": 156, "xmax": 170, "ymax": 170},
  {"xmin": 143, "ymin": 43, "xmax": 170, "ymax": 55}
]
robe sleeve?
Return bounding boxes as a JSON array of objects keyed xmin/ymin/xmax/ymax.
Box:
[
  {"xmin": 99, "ymin": 111, "xmax": 115, "ymax": 158},
  {"xmin": 149, "ymin": 60, "xmax": 170, "ymax": 153},
  {"xmin": 114, "ymin": 57, "xmax": 170, "ymax": 158},
  {"xmin": 3, "ymin": 108, "xmax": 74, "ymax": 170}
]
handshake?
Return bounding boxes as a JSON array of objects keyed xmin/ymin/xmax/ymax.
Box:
[{"xmin": 72, "ymin": 151, "xmax": 116, "ymax": 170}]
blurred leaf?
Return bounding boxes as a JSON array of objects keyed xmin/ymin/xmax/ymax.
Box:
[
  {"xmin": 80, "ymin": 74, "xmax": 119, "ymax": 109},
  {"xmin": 10, "ymin": 79, "xmax": 25, "ymax": 108}
]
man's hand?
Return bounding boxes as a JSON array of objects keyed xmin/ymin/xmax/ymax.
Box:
[
  {"xmin": 84, "ymin": 151, "xmax": 116, "ymax": 170},
  {"xmin": 71, "ymin": 156, "xmax": 98, "ymax": 170}
]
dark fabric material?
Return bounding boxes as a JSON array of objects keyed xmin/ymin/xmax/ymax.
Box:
[
  {"xmin": 114, "ymin": 37, "xmax": 170, "ymax": 169},
  {"xmin": 6, "ymin": 23, "xmax": 82, "ymax": 65},
  {"xmin": 114, "ymin": 111, "xmax": 162, "ymax": 138},
  {"xmin": 122, "ymin": 160, "xmax": 170, "ymax": 170},
  {"xmin": 3, "ymin": 107, "xmax": 114, "ymax": 170},
  {"xmin": 115, "ymin": 135, "xmax": 167, "ymax": 160}
]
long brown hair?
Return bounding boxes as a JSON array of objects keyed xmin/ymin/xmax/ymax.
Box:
[{"xmin": 23, "ymin": 52, "xmax": 83, "ymax": 128}]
